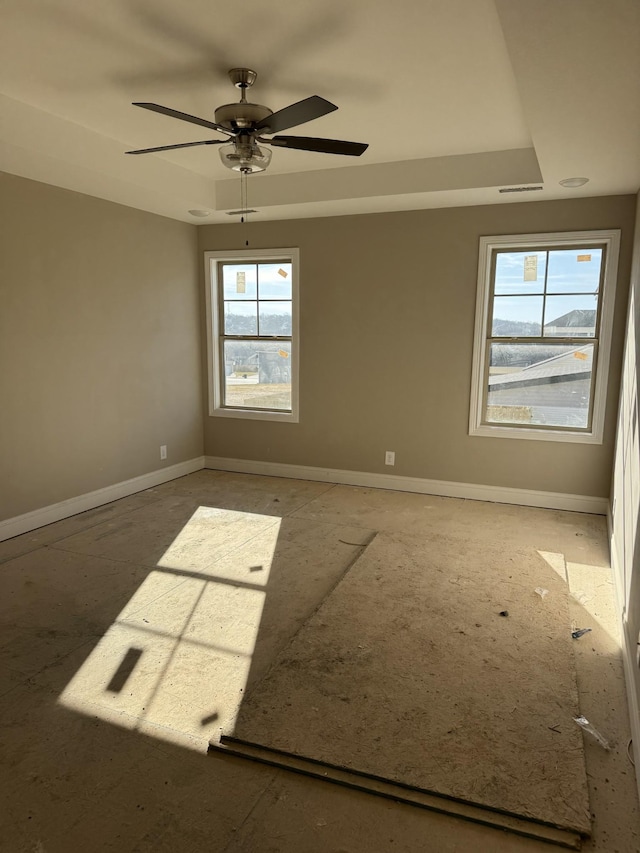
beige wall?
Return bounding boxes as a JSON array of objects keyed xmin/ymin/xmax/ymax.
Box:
[
  {"xmin": 199, "ymin": 195, "xmax": 636, "ymax": 498},
  {"xmin": 0, "ymin": 173, "xmax": 203, "ymax": 520},
  {"xmin": 1, "ymin": 181, "xmax": 634, "ymax": 523}
]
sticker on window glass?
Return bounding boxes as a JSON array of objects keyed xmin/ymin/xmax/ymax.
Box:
[
  {"xmin": 523, "ymin": 255, "xmax": 538, "ymax": 281},
  {"xmin": 278, "ymin": 268, "xmax": 288, "ymax": 278},
  {"xmin": 278, "ymin": 349, "xmax": 289, "ymax": 358},
  {"xmin": 577, "ymin": 254, "xmax": 592, "ymax": 262},
  {"xmin": 574, "ymin": 351, "xmax": 588, "ymax": 360},
  {"xmin": 236, "ymin": 271, "xmax": 246, "ymax": 293}
]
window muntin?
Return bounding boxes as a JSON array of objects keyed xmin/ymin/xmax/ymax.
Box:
[
  {"xmin": 205, "ymin": 249, "xmax": 299, "ymax": 423},
  {"xmin": 470, "ymin": 231, "xmax": 620, "ymax": 444}
]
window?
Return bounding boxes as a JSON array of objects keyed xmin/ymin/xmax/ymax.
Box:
[
  {"xmin": 204, "ymin": 249, "xmax": 299, "ymax": 422},
  {"xmin": 469, "ymin": 230, "xmax": 620, "ymax": 443}
]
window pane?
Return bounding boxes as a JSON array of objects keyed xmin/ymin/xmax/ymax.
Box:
[
  {"xmin": 546, "ymin": 249, "xmax": 602, "ymax": 294},
  {"xmin": 494, "ymin": 251, "xmax": 546, "ymax": 295},
  {"xmin": 258, "ymin": 263, "xmax": 292, "ymax": 300},
  {"xmin": 486, "ymin": 342, "xmax": 594, "ymax": 428},
  {"xmin": 492, "ymin": 296, "xmax": 543, "ymax": 336},
  {"xmin": 222, "ymin": 264, "xmax": 257, "ymax": 300},
  {"xmin": 259, "ymin": 302, "xmax": 292, "ymax": 335},
  {"xmin": 223, "ymin": 301, "xmax": 257, "ymax": 335},
  {"xmin": 543, "ymin": 294, "xmax": 598, "ymax": 337},
  {"xmin": 223, "ymin": 340, "xmax": 292, "ymax": 411}
]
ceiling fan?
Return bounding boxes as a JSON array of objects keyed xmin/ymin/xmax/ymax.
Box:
[{"xmin": 126, "ymin": 68, "xmax": 368, "ymax": 173}]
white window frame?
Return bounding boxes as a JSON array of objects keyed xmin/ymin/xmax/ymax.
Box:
[
  {"xmin": 204, "ymin": 248, "xmax": 300, "ymax": 423},
  {"xmin": 469, "ymin": 229, "xmax": 620, "ymax": 444}
]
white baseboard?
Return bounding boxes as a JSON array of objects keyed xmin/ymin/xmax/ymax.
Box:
[
  {"xmin": 622, "ymin": 620, "xmax": 640, "ymax": 804},
  {"xmin": 0, "ymin": 457, "xmax": 205, "ymax": 542},
  {"xmin": 608, "ymin": 507, "xmax": 640, "ymax": 804},
  {"xmin": 204, "ymin": 456, "xmax": 608, "ymax": 515},
  {"xmin": 1, "ymin": 454, "xmax": 608, "ymax": 544}
]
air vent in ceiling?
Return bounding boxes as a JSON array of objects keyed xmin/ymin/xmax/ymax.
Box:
[{"xmin": 498, "ymin": 186, "xmax": 544, "ymax": 194}]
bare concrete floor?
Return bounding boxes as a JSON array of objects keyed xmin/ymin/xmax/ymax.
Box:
[{"xmin": 0, "ymin": 470, "xmax": 638, "ymax": 852}]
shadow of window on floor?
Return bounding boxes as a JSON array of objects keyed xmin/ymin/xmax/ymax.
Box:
[{"xmin": 106, "ymin": 647, "xmax": 144, "ymax": 693}]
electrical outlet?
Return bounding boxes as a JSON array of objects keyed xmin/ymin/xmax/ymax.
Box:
[
  {"xmin": 160, "ymin": 445, "xmax": 167, "ymax": 460},
  {"xmin": 385, "ymin": 450, "xmax": 395, "ymax": 466}
]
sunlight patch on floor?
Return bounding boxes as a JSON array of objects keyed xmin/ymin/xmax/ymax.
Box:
[
  {"xmin": 58, "ymin": 508, "xmax": 281, "ymax": 751},
  {"xmin": 536, "ymin": 550, "xmax": 569, "ymax": 582},
  {"xmin": 537, "ymin": 549, "xmax": 620, "ymax": 648},
  {"xmin": 155, "ymin": 505, "xmax": 279, "ymax": 578}
]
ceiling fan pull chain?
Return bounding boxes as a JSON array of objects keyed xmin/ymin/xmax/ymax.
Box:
[{"xmin": 240, "ymin": 167, "xmax": 250, "ymax": 246}]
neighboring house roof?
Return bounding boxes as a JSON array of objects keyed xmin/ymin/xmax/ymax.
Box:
[
  {"xmin": 544, "ymin": 309, "xmax": 597, "ymax": 328},
  {"xmin": 489, "ymin": 346, "xmax": 592, "ymax": 390}
]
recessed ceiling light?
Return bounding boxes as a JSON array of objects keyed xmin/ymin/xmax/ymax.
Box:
[
  {"xmin": 188, "ymin": 209, "xmax": 212, "ymax": 217},
  {"xmin": 559, "ymin": 177, "xmax": 589, "ymax": 188}
]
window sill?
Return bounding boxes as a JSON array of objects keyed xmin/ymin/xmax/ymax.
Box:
[
  {"xmin": 211, "ymin": 406, "xmax": 298, "ymax": 424},
  {"xmin": 469, "ymin": 423, "xmax": 602, "ymax": 444}
]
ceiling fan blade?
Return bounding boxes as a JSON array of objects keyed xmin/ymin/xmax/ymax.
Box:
[
  {"xmin": 269, "ymin": 136, "xmax": 368, "ymax": 156},
  {"xmin": 133, "ymin": 102, "xmax": 234, "ymax": 136},
  {"xmin": 256, "ymin": 96, "xmax": 337, "ymax": 134},
  {"xmin": 126, "ymin": 139, "xmax": 227, "ymax": 155}
]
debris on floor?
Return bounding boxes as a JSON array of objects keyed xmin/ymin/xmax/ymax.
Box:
[
  {"xmin": 574, "ymin": 715, "xmax": 611, "ymax": 750},
  {"xmin": 534, "ymin": 587, "xmax": 549, "ymax": 599},
  {"xmin": 571, "ymin": 627, "xmax": 592, "ymax": 639}
]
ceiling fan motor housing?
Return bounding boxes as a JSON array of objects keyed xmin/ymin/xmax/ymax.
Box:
[{"xmin": 214, "ymin": 102, "xmax": 273, "ymax": 130}]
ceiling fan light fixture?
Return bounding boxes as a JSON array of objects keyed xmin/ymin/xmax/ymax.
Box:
[{"xmin": 219, "ymin": 141, "xmax": 272, "ymax": 173}]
